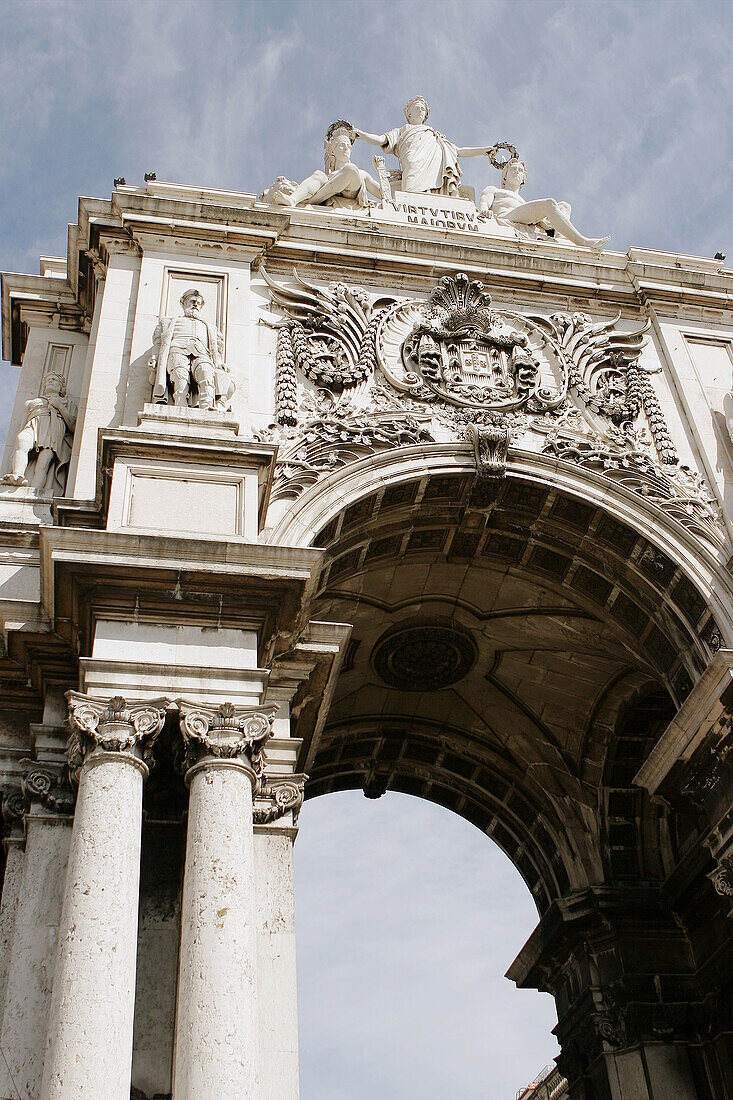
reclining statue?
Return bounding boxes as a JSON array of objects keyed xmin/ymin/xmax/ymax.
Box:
[
  {"xmin": 262, "ymin": 122, "xmax": 382, "ymax": 210},
  {"xmin": 479, "ymin": 158, "xmax": 610, "ymax": 251}
]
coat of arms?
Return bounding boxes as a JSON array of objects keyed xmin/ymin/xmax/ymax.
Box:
[{"xmin": 376, "ymin": 273, "xmax": 566, "ymax": 413}]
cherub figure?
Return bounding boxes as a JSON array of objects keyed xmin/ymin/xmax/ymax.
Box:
[
  {"xmin": 264, "ymin": 122, "xmax": 382, "ymax": 210},
  {"xmin": 354, "ymin": 95, "xmax": 494, "ymax": 196},
  {"xmin": 3, "ymin": 371, "xmax": 76, "ymax": 493},
  {"xmin": 479, "ymin": 158, "xmax": 611, "ymax": 251}
]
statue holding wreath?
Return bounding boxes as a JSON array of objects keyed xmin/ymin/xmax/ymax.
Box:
[{"xmin": 353, "ymin": 95, "xmax": 500, "ymax": 196}]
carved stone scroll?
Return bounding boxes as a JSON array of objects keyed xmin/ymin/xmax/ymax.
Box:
[
  {"xmin": 254, "ymin": 774, "xmax": 307, "ymax": 825},
  {"xmin": 177, "ymin": 700, "xmax": 277, "ymax": 782},
  {"xmin": 66, "ymin": 691, "xmax": 168, "ymax": 784}
]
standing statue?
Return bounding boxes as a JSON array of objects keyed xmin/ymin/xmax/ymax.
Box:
[
  {"xmin": 353, "ymin": 95, "xmax": 494, "ymax": 196},
  {"xmin": 2, "ymin": 372, "xmax": 76, "ymax": 493},
  {"xmin": 262, "ymin": 122, "xmax": 382, "ymax": 210},
  {"xmin": 148, "ymin": 289, "xmax": 235, "ymax": 411},
  {"xmin": 479, "ymin": 158, "xmax": 611, "ymax": 251}
]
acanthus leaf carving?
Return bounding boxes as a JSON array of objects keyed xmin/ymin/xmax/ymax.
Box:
[
  {"xmin": 177, "ymin": 700, "xmax": 277, "ymax": 782},
  {"xmin": 261, "ymin": 406, "xmax": 434, "ymax": 504},
  {"xmin": 541, "ymin": 433, "xmax": 724, "ymax": 548},
  {"xmin": 466, "ymin": 420, "xmax": 510, "ymax": 478},
  {"xmin": 66, "ymin": 691, "xmax": 168, "ymax": 783}
]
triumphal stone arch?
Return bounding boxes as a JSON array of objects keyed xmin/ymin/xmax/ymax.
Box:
[{"xmin": 0, "ymin": 107, "xmax": 732, "ymax": 1099}]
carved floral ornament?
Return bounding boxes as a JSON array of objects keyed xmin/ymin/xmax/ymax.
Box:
[
  {"xmin": 259, "ymin": 268, "xmax": 723, "ymax": 546},
  {"xmin": 178, "ymin": 700, "xmax": 277, "ymax": 780}
]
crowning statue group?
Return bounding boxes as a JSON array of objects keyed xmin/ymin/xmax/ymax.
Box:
[{"xmin": 261, "ymin": 95, "xmax": 610, "ymax": 251}]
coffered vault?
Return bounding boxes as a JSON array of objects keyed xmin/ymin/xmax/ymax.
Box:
[{"xmin": 1, "ymin": 119, "xmax": 733, "ymax": 1099}]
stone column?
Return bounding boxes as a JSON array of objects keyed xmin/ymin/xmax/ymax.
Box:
[
  {"xmin": 253, "ymin": 776, "xmax": 305, "ymax": 1100},
  {"xmin": 40, "ymin": 693, "xmax": 166, "ymax": 1100},
  {"xmin": 172, "ymin": 701, "xmax": 276, "ymax": 1100}
]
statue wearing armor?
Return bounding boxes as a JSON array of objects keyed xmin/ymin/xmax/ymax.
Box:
[{"xmin": 149, "ymin": 289, "xmax": 235, "ymax": 411}]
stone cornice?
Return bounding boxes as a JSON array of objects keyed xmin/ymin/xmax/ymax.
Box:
[
  {"xmin": 634, "ymin": 650, "xmax": 733, "ymax": 796},
  {"xmin": 38, "ymin": 524, "xmax": 324, "ymax": 668},
  {"xmin": 5, "ymin": 184, "xmax": 733, "ymax": 367}
]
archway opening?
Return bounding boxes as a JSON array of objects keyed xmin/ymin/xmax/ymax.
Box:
[{"xmin": 295, "ymin": 790, "xmax": 560, "ymax": 1099}]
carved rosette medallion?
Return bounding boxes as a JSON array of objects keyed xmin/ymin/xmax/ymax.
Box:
[
  {"xmin": 177, "ymin": 700, "xmax": 277, "ymax": 784},
  {"xmin": 66, "ymin": 691, "xmax": 168, "ymax": 783},
  {"xmin": 372, "ymin": 619, "xmax": 478, "ymax": 691}
]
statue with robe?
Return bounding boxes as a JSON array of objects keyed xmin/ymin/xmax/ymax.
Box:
[
  {"xmin": 2, "ymin": 371, "xmax": 76, "ymax": 493},
  {"xmin": 353, "ymin": 95, "xmax": 494, "ymax": 196}
]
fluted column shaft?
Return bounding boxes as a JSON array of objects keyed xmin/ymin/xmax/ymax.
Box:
[
  {"xmin": 173, "ymin": 702, "xmax": 275, "ymax": 1100},
  {"xmin": 40, "ymin": 693, "xmax": 165, "ymax": 1100}
]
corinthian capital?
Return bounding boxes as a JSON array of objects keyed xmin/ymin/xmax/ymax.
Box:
[
  {"xmin": 66, "ymin": 691, "xmax": 168, "ymax": 782},
  {"xmin": 177, "ymin": 700, "xmax": 277, "ymax": 779}
]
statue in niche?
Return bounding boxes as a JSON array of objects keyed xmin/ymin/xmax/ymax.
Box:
[
  {"xmin": 262, "ymin": 122, "xmax": 383, "ymax": 210},
  {"xmin": 148, "ymin": 288, "xmax": 235, "ymax": 411},
  {"xmin": 353, "ymin": 95, "xmax": 494, "ymax": 196},
  {"xmin": 2, "ymin": 371, "xmax": 76, "ymax": 493},
  {"xmin": 479, "ymin": 158, "xmax": 611, "ymax": 251}
]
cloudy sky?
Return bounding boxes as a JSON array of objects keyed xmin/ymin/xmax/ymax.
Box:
[{"xmin": 2, "ymin": 0, "xmax": 732, "ymax": 1094}]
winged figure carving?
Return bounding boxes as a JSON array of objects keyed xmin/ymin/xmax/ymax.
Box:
[
  {"xmin": 539, "ymin": 312, "xmax": 677, "ymax": 463},
  {"xmin": 260, "ymin": 267, "xmax": 396, "ymax": 424}
]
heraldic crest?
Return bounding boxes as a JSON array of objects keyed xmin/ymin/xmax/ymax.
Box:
[{"xmin": 400, "ymin": 274, "xmax": 538, "ymax": 410}]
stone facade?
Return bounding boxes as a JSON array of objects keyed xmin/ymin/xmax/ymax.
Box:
[{"xmin": 1, "ymin": 129, "xmax": 733, "ymax": 1097}]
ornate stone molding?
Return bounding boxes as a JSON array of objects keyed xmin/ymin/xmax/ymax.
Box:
[
  {"xmin": 708, "ymin": 854, "xmax": 733, "ymax": 897},
  {"xmin": 2, "ymin": 788, "xmax": 25, "ymax": 842},
  {"xmin": 66, "ymin": 691, "xmax": 168, "ymax": 783},
  {"xmin": 541, "ymin": 433, "xmax": 725, "ymax": 547},
  {"xmin": 20, "ymin": 759, "xmax": 75, "ymax": 815},
  {"xmin": 254, "ymin": 774, "xmax": 307, "ymax": 825},
  {"xmin": 177, "ymin": 701, "xmax": 277, "ymax": 782},
  {"xmin": 466, "ymin": 421, "xmax": 510, "ymax": 478}
]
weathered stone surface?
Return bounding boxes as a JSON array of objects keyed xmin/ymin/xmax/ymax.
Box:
[{"xmin": 2, "ymin": 126, "xmax": 733, "ymax": 1100}]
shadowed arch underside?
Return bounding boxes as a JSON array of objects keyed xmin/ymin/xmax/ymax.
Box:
[{"xmin": 290, "ymin": 463, "xmax": 723, "ymax": 913}]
